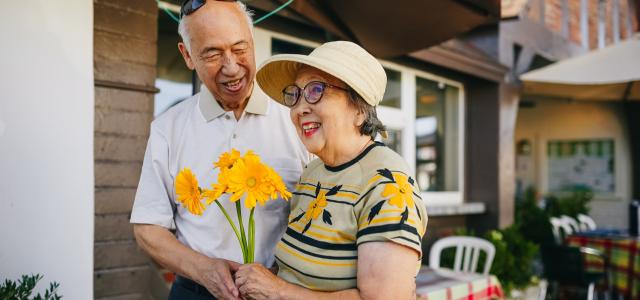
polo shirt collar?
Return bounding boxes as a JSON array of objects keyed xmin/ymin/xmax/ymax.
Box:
[{"xmin": 199, "ymin": 82, "xmax": 268, "ymax": 122}]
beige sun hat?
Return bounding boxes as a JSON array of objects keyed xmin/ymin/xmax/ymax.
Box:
[{"xmin": 256, "ymin": 41, "xmax": 387, "ymax": 107}]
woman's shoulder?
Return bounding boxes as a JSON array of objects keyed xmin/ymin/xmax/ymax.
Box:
[
  {"xmin": 301, "ymin": 157, "xmax": 324, "ymax": 174},
  {"xmin": 360, "ymin": 143, "xmax": 412, "ymax": 176}
]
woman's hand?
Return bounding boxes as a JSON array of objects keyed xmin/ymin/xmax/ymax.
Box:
[{"xmin": 235, "ymin": 263, "xmax": 287, "ymax": 300}]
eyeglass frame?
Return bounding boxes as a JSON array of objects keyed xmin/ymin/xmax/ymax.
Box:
[{"xmin": 281, "ymin": 81, "xmax": 351, "ymax": 107}]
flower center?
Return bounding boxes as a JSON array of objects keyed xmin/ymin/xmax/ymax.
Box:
[
  {"xmin": 246, "ymin": 177, "xmax": 256, "ymax": 187},
  {"xmin": 399, "ymin": 188, "xmax": 406, "ymax": 194}
]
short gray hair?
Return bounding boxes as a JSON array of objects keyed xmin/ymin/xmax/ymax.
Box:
[
  {"xmin": 347, "ymin": 90, "xmax": 386, "ymax": 140},
  {"xmin": 178, "ymin": 1, "xmax": 254, "ymax": 53}
]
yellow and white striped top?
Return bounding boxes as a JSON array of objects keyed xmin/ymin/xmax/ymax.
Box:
[{"xmin": 275, "ymin": 142, "xmax": 428, "ymax": 291}]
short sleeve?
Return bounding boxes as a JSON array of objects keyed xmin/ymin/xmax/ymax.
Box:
[
  {"xmin": 130, "ymin": 126, "xmax": 176, "ymax": 229},
  {"xmin": 355, "ymin": 169, "xmax": 428, "ymax": 257}
]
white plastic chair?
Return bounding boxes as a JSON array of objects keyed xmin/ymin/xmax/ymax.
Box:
[
  {"xmin": 577, "ymin": 213, "xmax": 597, "ymax": 231},
  {"xmin": 560, "ymin": 215, "xmax": 581, "ymax": 233},
  {"xmin": 429, "ymin": 236, "xmax": 496, "ymax": 275},
  {"xmin": 550, "ymin": 216, "xmax": 574, "ymax": 244}
]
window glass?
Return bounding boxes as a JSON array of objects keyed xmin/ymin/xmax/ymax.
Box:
[
  {"xmin": 380, "ymin": 68, "xmax": 401, "ymax": 108},
  {"xmin": 415, "ymin": 77, "xmax": 460, "ymax": 192},
  {"xmin": 271, "ymin": 38, "xmax": 314, "ymax": 55},
  {"xmin": 155, "ymin": 8, "xmax": 192, "ymax": 117},
  {"xmin": 381, "ymin": 129, "xmax": 402, "ymax": 154}
]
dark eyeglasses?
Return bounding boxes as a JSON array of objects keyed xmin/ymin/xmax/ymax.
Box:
[
  {"xmin": 180, "ymin": 0, "xmax": 236, "ymax": 18},
  {"xmin": 282, "ymin": 81, "xmax": 350, "ymax": 107}
]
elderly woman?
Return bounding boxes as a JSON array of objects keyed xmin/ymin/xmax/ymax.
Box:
[{"xmin": 235, "ymin": 41, "xmax": 428, "ymax": 299}]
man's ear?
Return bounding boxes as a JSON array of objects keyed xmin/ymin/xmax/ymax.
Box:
[{"xmin": 178, "ymin": 42, "xmax": 195, "ymax": 70}]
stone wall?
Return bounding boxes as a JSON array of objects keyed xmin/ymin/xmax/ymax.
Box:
[{"xmin": 93, "ymin": 0, "xmax": 158, "ymax": 298}]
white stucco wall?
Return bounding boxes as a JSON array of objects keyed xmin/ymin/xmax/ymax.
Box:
[
  {"xmin": 515, "ymin": 99, "xmax": 631, "ymax": 228},
  {"xmin": 0, "ymin": 1, "xmax": 94, "ymax": 299}
]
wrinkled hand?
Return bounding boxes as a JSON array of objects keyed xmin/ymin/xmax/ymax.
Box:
[
  {"xmin": 197, "ymin": 258, "xmax": 242, "ymax": 300},
  {"xmin": 235, "ymin": 263, "xmax": 286, "ymax": 300}
]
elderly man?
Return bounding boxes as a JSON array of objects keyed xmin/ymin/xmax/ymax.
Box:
[{"xmin": 130, "ymin": 1, "xmax": 308, "ymax": 299}]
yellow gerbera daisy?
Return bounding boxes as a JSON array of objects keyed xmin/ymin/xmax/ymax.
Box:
[
  {"xmin": 226, "ymin": 156, "xmax": 272, "ymax": 209},
  {"xmin": 203, "ymin": 168, "xmax": 230, "ymax": 205},
  {"xmin": 304, "ymin": 191, "xmax": 327, "ymax": 221},
  {"xmin": 214, "ymin": 148, "xmax": 241, "ymax": 169},
  {"xmin": 175, "ymin": 168, "xmax": 206, "ymax": 215},
  {"xmin": 381, "ymin": 173, "xmax": 414, "ymax": 209},
  {"xmin": 265, "ymin": 166, "xmax": 292, "ymax": 200}
]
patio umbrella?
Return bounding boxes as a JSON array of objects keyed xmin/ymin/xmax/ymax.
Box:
[{"xmin": 520, "ymin": 33, "xmax": 640, "ymax": 101}]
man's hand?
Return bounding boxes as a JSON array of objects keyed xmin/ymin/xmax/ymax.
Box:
[
  {"xmin": 197, "ymin": 258, "xmax": 242, "ymax": 300},
  {"xmin": 133, "ymin": 225, "xmax": 243, "ymax": 300}
]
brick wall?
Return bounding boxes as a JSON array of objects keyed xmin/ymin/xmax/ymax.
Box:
[
  {"xmin": 93, "ymin": 0, "xmax": 158, "ymax": 298},
  {"xmin": 523, "ymin": 0, "xmax": 638, "ymax": 49}
]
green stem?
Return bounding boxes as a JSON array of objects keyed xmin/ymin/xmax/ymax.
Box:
[
  {"xmin": 236, "ymin": 201, "xmax": 249, "ymax": 263},
  {"xmin": 248, "ymin": 208, "xmax": 255, "ymax": 263},
  {"xmin": 214, "ymin": 201, "xmax": 243, "ymax": 251}
]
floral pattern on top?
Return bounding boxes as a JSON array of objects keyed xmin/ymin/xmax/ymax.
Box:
[{"xmin": 289, "ymin": 182, "xmax": 341, "ymax": 234}]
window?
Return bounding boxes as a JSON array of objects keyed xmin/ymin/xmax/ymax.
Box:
[
  {"xmin": 380, "ymin": 68, "xmax": 401, "ymax": 108},
  {"xmin": 262, "ymin": 32, "xmax": 465, "ymax": 205},
  {"xmin": 155, "ymin": 8, "xmax": 193, "ymax": 117},
  {"xmin": 382, "ymin": 128, "xmax": 402, "ymax": 154},
  {"xmin": 415, "ymin": 77, "xmax": 461, "ymax": 194},
  {"xmin": 271, "ymin": 38, "xmax": 314, "ymax": 55}
]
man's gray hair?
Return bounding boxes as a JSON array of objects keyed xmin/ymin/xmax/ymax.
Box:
[{"xmin": 178, "ymin": 1, "xmax": 254, "ymax": 53}]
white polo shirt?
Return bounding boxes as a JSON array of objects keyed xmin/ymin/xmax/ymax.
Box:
[{"xmin": 131, "ymin": 83, "xmax": 309, "ymax": 266}]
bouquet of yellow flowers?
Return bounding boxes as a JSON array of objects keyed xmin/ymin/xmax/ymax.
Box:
[{"xmin": 174, "ymin": 149, "xmax": 292, "ymax": 263}]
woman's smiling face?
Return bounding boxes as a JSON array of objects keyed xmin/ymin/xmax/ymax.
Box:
[{"xmin": 289, "ymin": 67, "xmax": 363, "ymax": 159}]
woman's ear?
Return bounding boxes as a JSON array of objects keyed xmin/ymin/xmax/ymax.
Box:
[{"xmin": 354, "ymin": 110, "xmax": 366, "ymax": 127}]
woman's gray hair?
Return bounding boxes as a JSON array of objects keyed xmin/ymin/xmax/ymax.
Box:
[
  {"xmin": 347, "ymin": 90, "xmax": 386, "ymax": 140},
  {"xmin": 178, "ymin": 1, "xmax": 254, "ymax": 53}
]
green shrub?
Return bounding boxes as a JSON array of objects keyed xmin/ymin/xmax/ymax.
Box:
[
  {"xmin": 545, "ymin": 187, "xmax": 593, "ymax": 218},
  {"xmin": 516, "ymin": 187, "xmax": 555, "ymax": 246},
  {"xmin": 484, "ymin": 226, "xmax": 539, "ymax": 294},
  {"xmin": 0, "ymin": 274, "xmax": 61, "ymax": 300}
]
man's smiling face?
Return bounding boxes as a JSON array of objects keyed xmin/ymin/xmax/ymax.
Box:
[{"xmin": 179, "ymin": 1, "xmax": 256, "ymax": 111}]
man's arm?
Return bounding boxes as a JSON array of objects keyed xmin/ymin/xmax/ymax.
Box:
[{"xmin": 133, "ymin": 224, "xmax": 241, "ymax": 300}]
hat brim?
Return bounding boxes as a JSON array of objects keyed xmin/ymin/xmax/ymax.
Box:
[{"xmin": 256, "ymin": 54, "xmax": 370, "ymax": 107}]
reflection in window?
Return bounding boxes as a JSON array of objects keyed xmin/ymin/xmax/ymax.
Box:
[
  {"xmin": 381, "ymin": 129, "xmax": 402, "ymax": 154},
  {"xmin": 155, "ymin": 8, "xmax": 193, "ymax": 117},
  {"xmin": 154, "ymin": 79, "xmax": 192, "ymax": 116},
  {"xmin": 271, "ymin": 38, "xmax": 314, "ymax": 55},
  {"xmin": 380, "ymin": 68, "xmax": 401, "ymax": 108},
  {"xmin": 415, "ymin": 77, "xmax": 460, "ymax": 192}
]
